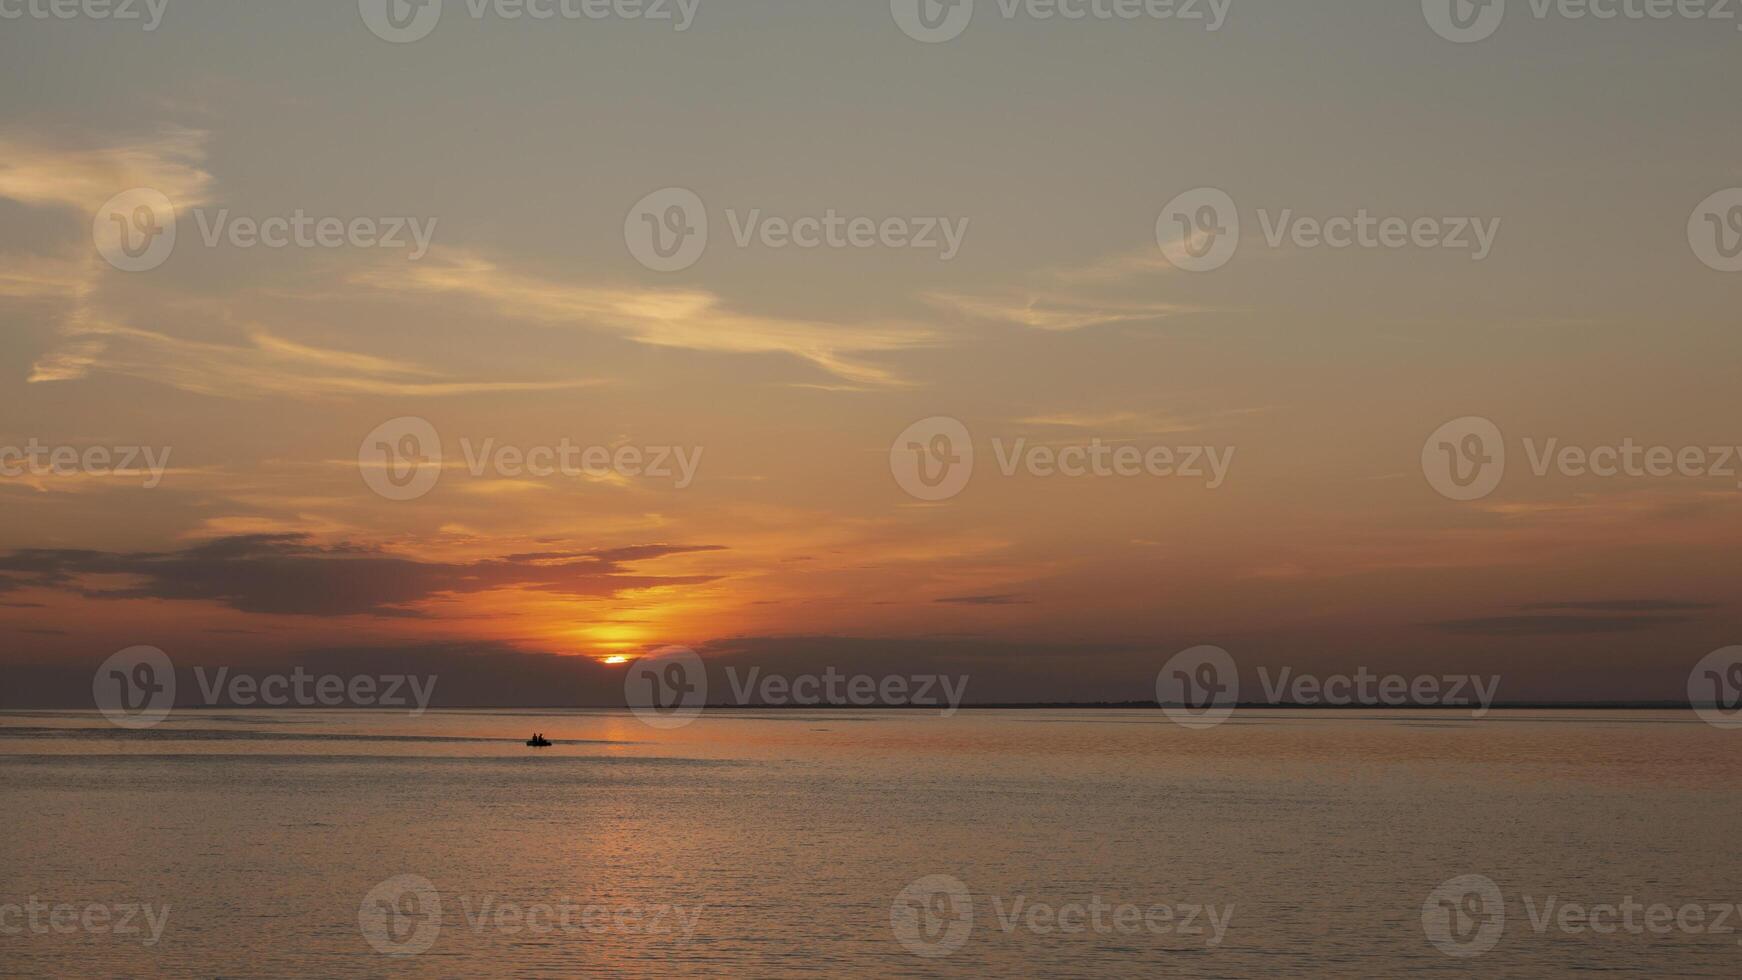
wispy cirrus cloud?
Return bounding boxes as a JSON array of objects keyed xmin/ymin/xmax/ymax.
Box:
[
  {"xmin": 29, "ymin": 318, "xmax": 592, "ymax": 398},
  {"xmin": 1, "ymin": 128, "xmax": 575, "ymax": 399},
  {"xmin": 0, "ymin": 127, "xmax": 214, "ymax": 213},
  {"xmin": 0, "ymin": 254, "xmax": 103, "ymax": 303},
  {"xmin": 1, "ymin": 129, "xmax": 217, "ymax": 385},
  {"xmin": 1012, "ymin": 410, "xmax": 1209, "ymax": 434},
  {"xmin": 355, "ymin": 253, "xmax": 933, "ymax": 387},
  {"xmin": 924, "ymin": 245, "xmax": 1227, "ymax": 332},
  {"xmin": 924, "ymin": 288, "xmax": 1207, "ymax": 332}
]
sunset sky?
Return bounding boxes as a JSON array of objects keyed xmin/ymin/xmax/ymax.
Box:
[{"xmin": 2, "ymin": 0, "xmax": 1739, "ymax": 704}]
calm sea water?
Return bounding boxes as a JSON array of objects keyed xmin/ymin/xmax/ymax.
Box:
[{"xmin": 1, "ymin": 709, "xmax": 1736, "ymax": 977}]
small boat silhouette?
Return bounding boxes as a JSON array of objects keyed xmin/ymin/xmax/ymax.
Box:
[{"xmin": 526, "ymin": 733, "xmax": 552, "ymax": 748}]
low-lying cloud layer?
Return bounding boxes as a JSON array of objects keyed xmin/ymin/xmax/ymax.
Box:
[{"xmin": 0, "ymin": 534, "xmax": 725, "ymax": 617}]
